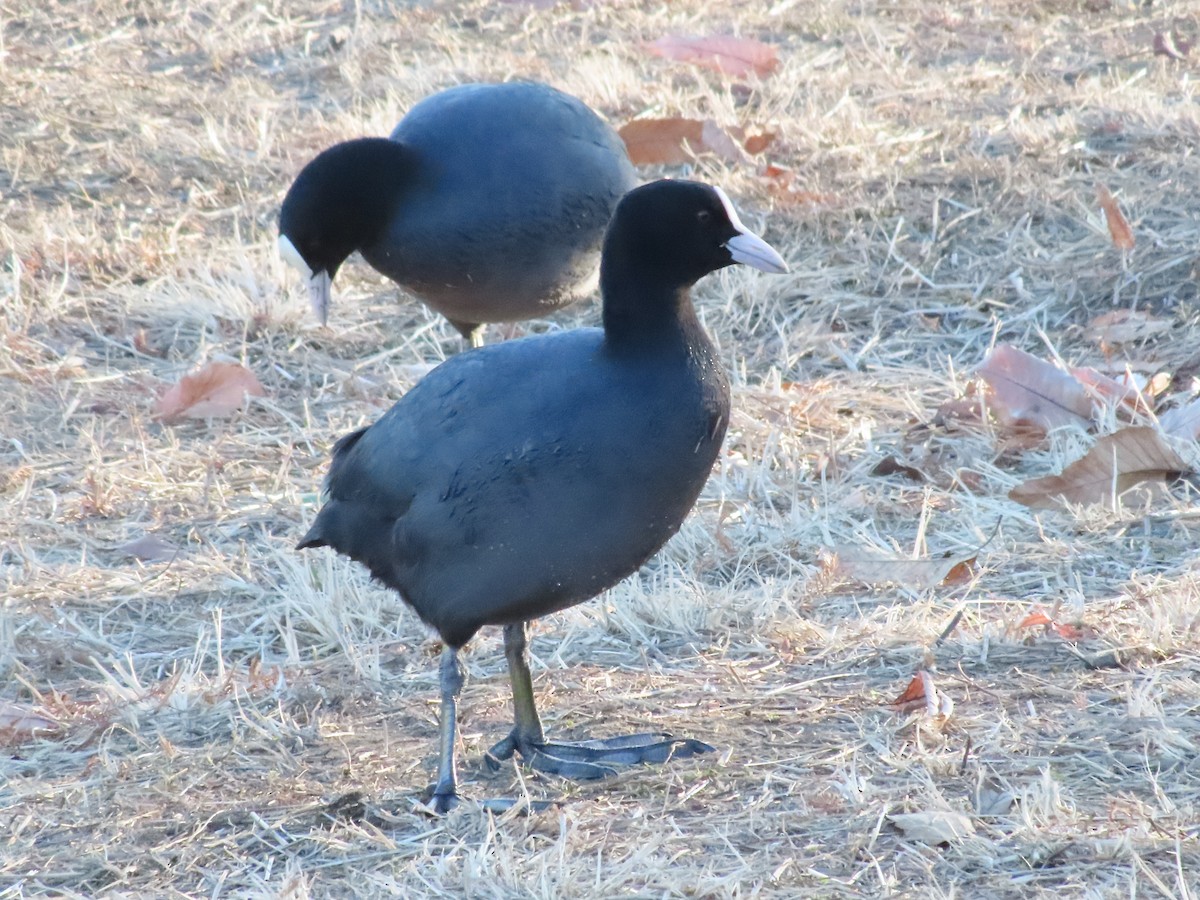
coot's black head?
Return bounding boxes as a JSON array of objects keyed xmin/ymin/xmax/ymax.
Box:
[
  {"xmin": 600, "ymin": 180, "xmax": 787, "ymax": 337},
  {"xmin": 278, "ymin": 138, "xmax": 411, "ymax": 324}
]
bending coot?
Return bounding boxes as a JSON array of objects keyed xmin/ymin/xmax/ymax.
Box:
[
  {"xmin": 278, "ymin": 81, "xmax": 637, "ymax": 347},
  {"xmin": 297, "ymin": 180, "xmax": 788, "ymax": 813}
]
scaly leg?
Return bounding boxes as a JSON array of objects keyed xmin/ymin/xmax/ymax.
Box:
[
  {"xmin": 485, "ymin": 622, "xmax": 713, "ymax": 780},
  {"xmin": 429, "ymin": 646, "xmax": 465, "ymax": 814}
]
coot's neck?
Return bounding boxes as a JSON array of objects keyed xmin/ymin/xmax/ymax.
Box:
[{"xmin": 599, "ymin": 244, "xmax": 709, "ymax": 356}]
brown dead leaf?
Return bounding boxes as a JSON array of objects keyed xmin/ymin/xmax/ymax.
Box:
[
  {"xmin": 941, "ymin": 557, "xmax": 978, "ymax": 586},
  {"xmin": 0, "ymin": 700, "xmax": 61, "ymax": 744},
  {"xmin": 889, "ymin": 810, "xmax": 976, "ymax": 846},
  {"xmin": 826, "ymin": 548, "xmax": 977, "ymax": 590},
  {"xmin": 1097, "ymin": 184, "xmax": 1135, "ymax": 250},
  {"xmin": 155, "ymin": 361, "xmax": 266, "ymax": 423},
  {"xmin": 618, "ymin": 118, "xmax": 744, "ymax": 166},
  {"xmin": 118, "ymin": 533, "xmax": 181, "ymax": 563},
  {"xmin": 1009, "ymin": 426, "xmax": 1188, "ymax": 509},
  {"xmin": 1070, "ymin": 366, "xmax": 1155, "ymax": 416},
  {"xmin": 645, "ymin": 34, "xmax": 779, "ymax": 79},
  {"xmin": 1084, "ymin": 309, "xmax": 1171, "ymax": 345},
  {"xmin": 977, "ymin": 345, "xmax": 1093, "ymax": 434},
  {"xmin": 870, "ymin": 455, "xmax": 924, "ymax": 481}
]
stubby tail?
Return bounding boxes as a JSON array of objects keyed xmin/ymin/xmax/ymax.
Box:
[
  {"xmin": 296, "ymin": 519, "xmax": 328, "ymax": 550},
  {"xmin": 296, "ymin": 427, "xmax": 371, "ymax": 552}
]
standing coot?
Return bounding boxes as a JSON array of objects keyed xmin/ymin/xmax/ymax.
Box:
[
  {"xmin": 278, "ymin": 81, "xmax": 637, "ymax": 346},
  {"xmin": 297, "ymin": 179, "xmax": 787, "ymax": 812}
]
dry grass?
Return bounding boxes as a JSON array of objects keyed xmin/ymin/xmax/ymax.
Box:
[{"xmin": 4, "ymin": 0, "xmax": 1200, "ymax": 896}]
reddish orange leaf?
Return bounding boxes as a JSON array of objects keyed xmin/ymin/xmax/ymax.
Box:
[
  {"xmin": 1097, "ymin": 184, "xmax": 1135, "ymax": 250},
  {"xmin": 618, "ymin": 118, "xmax": 743, "ymax": 166},
  {"xmin": 1019, "ymin": 610, "xmax": 1053, "ymax": 629},
  {"xmin": 645, "ymin": 34, "xmax": 779, "ymax": 79},
  {"xmin": 892, "ymin": 672, "xmax": 927, "ymax": 706},
  {"xmin": 743, "ymin": 131, "xmax": 776, "ymax": 155},
  {"xmin": 1054, "ymin": 623, "xmax": 1085, "ymax": 641},
  {"xmin": 155, "ymin": 361, "xmax": 266, "ymax": 423}
]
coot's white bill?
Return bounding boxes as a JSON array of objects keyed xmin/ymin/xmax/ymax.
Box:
[
  {"xmin": 278, "ymin": 234, "xmax": 332, "ymax": 325},
  {"xmin": 712, "ymin": 186, "xmax": 788, "ymax": 274}
]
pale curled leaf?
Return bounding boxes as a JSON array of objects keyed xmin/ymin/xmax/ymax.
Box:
[
  {"xmin": 0, "ymin": 700, "xmax": 61, "ymax": 743},
  {"xmin": 118, "ymin": 534, "xmax": 181, "ymax": 563},
  {"xmin": 1153, "ymin": 31, "xmax": 1192, "ymax": 60},
  {"xmin": 155, "ymin": 361, "xmax": 266, "ymax": 423},
  {"xmin": 645, "ymin": 34, "xmax": 779, "ymax": 79},
  {"xmin": 975, "ymin": 783, "xmax": 1016, "ymax": 817},
  {"xmin": 1009, "ymin": 426, "xmax": 1189, "ymax": 509},
  {"xmin": 889, "ymin": 810, "xmax": 976, "ymax": 845},
  {"xmin": 1160, "ymin": 397, "xmax": 1200, "ymax": 440},
  {"xmin": 1097, "ymin": 184, "xmax": 1135, "ymax": 250},
  {"xmin": 977, "ymin": 345, "xmax": 1093, "ymax": 434},
  {"xmin": 1084, "ymin": 309, "xmax": 1171, "ymax": 345},
  {"xmin": 826, "ymin": 548, "xmax": 977, "ymax": 591}
]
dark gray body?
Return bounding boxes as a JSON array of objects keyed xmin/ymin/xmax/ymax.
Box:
[
  {"xmin": 302, "ymin": 327, "xmax": 728, "ymax": 648},
  {"xmin": 361, "ymin": 83, "xmax": 637, "ymax": 325}
]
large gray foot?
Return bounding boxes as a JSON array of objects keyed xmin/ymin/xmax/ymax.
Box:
[{"xmin": 484, "ymin": 730, "xmax": 714, "ymax": 780}]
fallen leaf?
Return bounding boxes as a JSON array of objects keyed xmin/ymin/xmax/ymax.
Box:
[
  {"xmin": 1018, "ymin": 610, "xmax": 1054, "ymax": 629},
  {"xmin": 0, "ymin": 700, "xmax": 61, "ymax": 744},
  {"xmin": 1054, "ymin": 622, "xmax": 1086, "ymax": 641},
  {"xmin": 1070, "ymin": 366, "xmax": 1154, "ymax": 415},
  {"xmin": 700, "ymin": 119, "xmax": 747, "ymax": 163},
  {"xmin": 1153, "ymin": 31, "xmax": 1192, "ymax": 60},
  {"xmin": 977, "ymin": 345, "xmax": 1093, "ymax": 433},
  {"xmin": 1009, "ymin": 426, "xmax": 1188, "ymax": 509},
  {"xmin": 932, "ymin": 395, "xmax": 985, "ymax": 428},
  {"xmin": 645, "ymin": 34, "xmax": 779, "ymax": 79},
  {"xmin": 889, "ymin": 810, "xmax": 976, "ymax": 845},
  {"xmin": 827, "ymin": 548, "xmax": 977, "ymax": 590},
  {"xmin": 892, "ymin": 671, "xmax": 928, "ymax": 707},
  {"xmin": 975, "ymin": 782, "xmax": 1016, "ymax": 817},
  {"xmin": 118, "ymin": 534, "xmax": 181, "ymax": 563},
  {"xmin": 1160, "ymin": 397, "xmax": 1200, "ymax": 440},
  {"xmin": 618, "ymin": 117, "xmax": 744, "ymax": 166},
  {"xmin": 742, "ymin": 131, "xmax": 776, "ymax": 155},
  {"xmin": 155, "ymin": 361, "xmax": 266, "ymax": 423},
  {"xmin": 1084, "ymin": 309, "xmax": 1172, "ymax": 345},
  {"xmin": 1097, "ymin": 184, "xmax": 1135, "ymax": 250},
  {"xmin": 941, "ymin": 556, "xmax": 978, "ymax": 586},
  {"xmin": 870, "ymin": 455, "xmax": 924, "ymax": 481}
]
